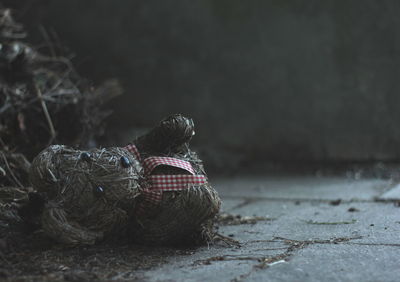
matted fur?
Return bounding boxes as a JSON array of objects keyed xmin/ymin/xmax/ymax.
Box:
[
  {"xmin": 28, "ymin": 114, "xmax": 221, "ymax": 246},
  {"xmin": 131, "ymin": 184, "xmax": 220, "ymax": 245},
  {"xmin": 30, "ymin": 145, "xmax": 141, "ymax": 245}
]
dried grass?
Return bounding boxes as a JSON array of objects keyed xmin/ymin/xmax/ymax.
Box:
[
  {"xmin": 131, "ymin": 115, "xmax": 221, "ymax": 245},
  {"xmin": 30, "ymin": 145, "xmax": 141, "ymax": 245},
  {"xmin": 132, "ymin": 184, "xmax": 221, "ymax": 245},
  {"xmin": 0, "ymin": 8, "xmax": 122, "ymax": 187}
]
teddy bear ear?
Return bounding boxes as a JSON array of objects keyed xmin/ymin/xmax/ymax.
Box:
[
  {"xmin": 159, "ymin": 114, "xmax": 195, "ymax": 142},
  {"xmin": 133, "ymin": 114, "xmax": 197, "ymax": 155}
]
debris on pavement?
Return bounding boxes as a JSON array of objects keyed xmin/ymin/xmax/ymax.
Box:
[
  {"xmin": 303, "ymin": 219, "xmax": 357, "ymax": 225},
  {"xmin": 347, "ymin": 207, "xmax": 360, "ymax": 212},
  {"xmin": 217, "ymin": 213, "xmax": 275, "ymax": 225}
]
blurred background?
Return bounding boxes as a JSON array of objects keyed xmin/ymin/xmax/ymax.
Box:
[{"xmin": 4, "ymin": 0, "xmax": 400, "ymax": 175}]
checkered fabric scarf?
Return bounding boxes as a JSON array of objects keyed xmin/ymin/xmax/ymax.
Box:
[{"xmin": 124, "ymin": 144, "xmax": 208, "ymax": 213}]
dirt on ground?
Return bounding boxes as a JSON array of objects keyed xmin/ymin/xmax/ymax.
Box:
[
  {"xmin": 0, "ymin": 8, "xmax": 167, "ymax": 281},
  {"xmin": 0, "ymin": 195, "xmax": 249, "ymax": 281},
  {"xmin": 0, "ymin": 204, "xmax": 200, "ymax": 281}
]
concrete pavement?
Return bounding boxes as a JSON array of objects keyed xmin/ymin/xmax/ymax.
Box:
[{"xmin": 138, "ymin": 175, "xmax": 400, "ymax": 282}]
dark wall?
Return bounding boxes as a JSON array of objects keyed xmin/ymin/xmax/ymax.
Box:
[{"xmin": 8, "ymin": 0, "xmax": 400, "ymax": 166}]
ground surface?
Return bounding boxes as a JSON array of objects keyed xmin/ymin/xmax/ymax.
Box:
[{"xmin": 2, "ymin": 175, "xmax": 400, "ymax": 281}]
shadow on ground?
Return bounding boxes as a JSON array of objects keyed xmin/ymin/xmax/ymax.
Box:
[{"xmin": 2, "ymin": 174, "xmax": 400, "ymax": 281}]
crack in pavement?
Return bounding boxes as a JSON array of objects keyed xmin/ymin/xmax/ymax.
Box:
[
  {"xmin": 226, "ymin": 198, "xmax": 263, "ymax": 212},
  {"xmin": 343, "ymin": 242, "xmax": 400, "ymax": 247},
  {"xmin": 142, "ymin": 236, "xmax": 400, "ymax": 282},
  {"xmin": 221, "ymin": 195, "xmax": 400, "ymax": 205},
  {"xmin": 194, "ymin": 236, "xmax": 363, "ymax": 282}
]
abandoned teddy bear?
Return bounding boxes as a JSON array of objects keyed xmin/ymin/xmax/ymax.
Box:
[{"xmin": 28, "ymin": 114, "xmax": 221, "ymax": 245}]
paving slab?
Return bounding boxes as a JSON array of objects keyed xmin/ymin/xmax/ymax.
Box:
[
  {"xmin": 214, "ymin": 176, "xmax": 393, "ymax": 201},
  {"xmin": 141, "ymin": 176, "xmax": 400, "ymax": 282},
  {"xmin": 219, "ymin": 200, "xmax": 400, "ymax": 244},
  {"xmin": 140, "ymin": 242, "xmax": 287, "ymax": 282},
  {"xmin": 246, "ymin": 244, "xmax": 400, "ymax": 282},
  {"xmin": 378, "ymin": 183, "xmax": 400, "ymax": 200},
  {"xmin": 220, "ymin": 198, "xmax": 245, "ymax": 213}
]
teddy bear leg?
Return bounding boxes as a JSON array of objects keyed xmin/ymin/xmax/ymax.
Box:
[
  {"xmin": 41, "ymin": 205, "xmax": 103, "ymax": 245},
  {"xmin": 131, "ymin": 182, "xmax": 221, "ymax": 245},
  {"xmin": 134, "ymin": 114, "xmax": 195, "ymax": 155}
]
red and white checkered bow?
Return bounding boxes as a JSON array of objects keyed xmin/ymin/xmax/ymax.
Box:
[{"xmin": 124, "ymin": 144, "xmax": 208, "ymax": 213}]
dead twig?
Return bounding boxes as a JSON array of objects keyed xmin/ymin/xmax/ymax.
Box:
[
  {"xmin": 0, "ymin": 152, "xmax": 24, "ymax": 188},
  {"xmin": 212, "ymin": 232, "xmax": 241, "ymax": 247},
  {"xmin": 0, "ymin": 166, "xmax": 6, "ymax": 176},
  {"xmin": 39, "ymin": 25, "xmax": 56, "ymax": 58},
  {"xmin": 302, "ymin": 219, "xmax": 357, "ymax": 225},
  {"xmin": 35, "ymin": 84, "xmax": 56, "ymax": 144}
]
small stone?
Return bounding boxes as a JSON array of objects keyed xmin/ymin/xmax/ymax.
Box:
[
  {"xmin": 348, "ymin": 207, "xmax": 359, "ymax": 212},
  {"xmin": 120, "ymin": 156, "xmax": 131, "ymax": 168},
  {"xmin": 330, "ymin": 199, "xmax": 341, "ymax": 206}
]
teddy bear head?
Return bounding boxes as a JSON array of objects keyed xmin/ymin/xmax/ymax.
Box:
[{"xmin": 29, "ymin": 145, "xmax": 142, "ymax": 244}]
